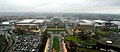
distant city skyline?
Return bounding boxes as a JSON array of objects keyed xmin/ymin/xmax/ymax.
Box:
[{"xmin": 0, "ymin": 0, "xmax": 120, "ymax": 14}]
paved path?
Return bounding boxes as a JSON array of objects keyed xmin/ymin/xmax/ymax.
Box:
[
  {"xmin": 44, "ymin": 37, "xmax": 50, "ymax": 52},
  {"xmin": 62, "ymin": 40, "xmax": 68, "ymax": 52}
]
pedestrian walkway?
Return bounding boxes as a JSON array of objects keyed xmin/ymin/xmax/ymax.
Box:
[
  {"xmin": 62, "ymin": 39, "xmax": 68, "ymax": 52},
  {"xmin": 44, "ymin": 37, "xmax": 50, "ymax": 52}
]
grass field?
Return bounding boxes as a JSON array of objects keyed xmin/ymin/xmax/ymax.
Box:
[
  {"xmin": 52, "ymin": 36, "xmax": 59, "ymax": 52},
  {"xmin": 65, "ymin": 36, "xmax": 96, "ymax": 45},
  {"xmin": 96, "ymin": 29, "xmax": 113, "ymax": 37}
]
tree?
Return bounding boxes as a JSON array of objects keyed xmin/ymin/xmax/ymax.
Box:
[
  {"xmin": 102, "ymin": 26, "xmax": 110, "ymax": 31},
  {"xmin": 69, "ymin": 39, "xmax": 77, "ymax": 52},
  {"xmin": 73, "ymin": 28, "xmax": 76, "ymax": 37},
  {"xmin": 16, "ymin": 28, "xmax": 26, "ymax": 35},
  {"xmin": 79, "ymin": 30, "xmax": 87, "ymax": 40}
]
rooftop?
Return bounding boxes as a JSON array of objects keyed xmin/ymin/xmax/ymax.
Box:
[
  {"xmin": 81, "ymin": 20, "xmax": 93, "ymax": 23},
  {"xmin": 16, "ymin": 19, "xmax": 35, "ymax": 23},
  {"xmin": 93, "ymin": 20, "xmax": 107, "ymax": 23},
  {"xmin": 2, "ymin": 20, "xmax": 19, "ymax": 24},
  {"xmin": 53, "ymin": 16, "xmax": 60, "ymax": 18},
  {"xmin": 79, "ymin": 20, "xmax": 93, "ymax": 25},
  {"xmin": 16, "ymin": 24, "xmax": 37, "ymax": 25},
  {"xmin": 33, "ymin": 19, "xmax": 44, "ymax": 23},
  {"xmin": 111, "ymin": 21, "xmax": 120, "ymax": 26}
]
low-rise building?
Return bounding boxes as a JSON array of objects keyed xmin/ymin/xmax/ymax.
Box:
[
  {"xmin": 93, "ymin": 20, "xmax": 107, "ymax": 29},
  {"xmin": 77, "ymin": 20, "xmax": 94, "ymax": 32},
  {"xmin": 110, "ymin": 21, "xmax": 120, "ymax": 30},
  {"xmin": 2, "ymin": 20, "xmax": 19, "ymax": 25},
  {"xmin": 14, "ymin": 19, "xmax": 45, "ymax": 35}
]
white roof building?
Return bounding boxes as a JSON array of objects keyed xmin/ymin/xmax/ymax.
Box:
[
  {"xmin": 79, "ymin": 20, "xmax": 93, "ymax": 25},
  {"xmin": 93, "ymin": 20, "xmax": 107, "ymax": 23},
  {"xmin": 33, "ymin": 19, "xmax": 44, "ymax": 23},
  {"xmin": 111, "ymin": 21, "xmax": 120, "ymax": 26},
  {"xmin": 81, "ymin": 20, "xmax": 93, "ymax": 23},
  {"xmin": 93, "ymin": 20, "xmax": 107, "ymax": 27},
  {"xmin": 16, "ymin": 19, "xmax": 35, "ymax": 23},
  {"xmin": 2, "ymin": 20, "xmax": 19, "ymax": 25},
  {"xmin": 45, "ymin": 20, "xmax": 50, "ymax": 22},
  {"xmin": 16, "ymin": 24, "xmax": 37, "ymax": 25},
  {"xmin": 2, "ymin": 22, "xmax": 9, "ymax": 24},
  {"xmin": 94, "ymin": 24, "xmax": 103, "ymax": 26}
]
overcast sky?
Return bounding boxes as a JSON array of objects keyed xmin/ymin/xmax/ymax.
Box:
[{"xmin": 0, "ymin": 0, "xmax": 120, "ymax": 14}]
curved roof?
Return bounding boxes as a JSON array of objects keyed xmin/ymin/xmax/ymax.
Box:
[
  {"xmin": 2, "ymin": 20, "xmax": 19, "ymax": 24},
  {"xmin": 111, "ymin": 21, "xmax": 120, "ymax": 26},
  {"xmin": 93, "ymin": 20, "xmax": 107, "ymax": 23},
  {"xmin": 33, "ymin": 19, "xmax": 44, "ymax": 23},
  {"xmin": 16, "ymin": 19, "xmax": 35, "ymax": 23},
  {"xmin": 79, "ymin": 20, "xmax": 93, "ymax": 25}
]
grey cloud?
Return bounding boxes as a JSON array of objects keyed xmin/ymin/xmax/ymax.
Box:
[{"xmin": 0, "ymin": 0, "xmax": 120, "ymax": 14}]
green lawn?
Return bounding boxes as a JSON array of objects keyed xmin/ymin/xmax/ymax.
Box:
[
  {"xmin": 47, "ymin": 28, "xmax": 65, "ymax": 30},
  {"xmin": 0, "ymin": 44, "xmax": 7, "ymax": 52},
  {"xmin": 96, "ymin": 29, "xmax": 113, "ymax": 37},
  {"xmin": 80, "ymin": 48, "xmax": 102, "ymax": 52},
  {"xmin": 65, "ymin": 36, "xmax": 96, "ymax": 45},
  {"xmin": 53, "ymin": 36, "xmax": 59, "ymax": 52}
]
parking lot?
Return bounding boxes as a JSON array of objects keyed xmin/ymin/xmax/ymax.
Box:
[{"xmin": 12, "ymin": 35, "xmax": 41, "ymax": 52}]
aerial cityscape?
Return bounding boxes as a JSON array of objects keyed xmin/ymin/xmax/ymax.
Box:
[
  {"xmin": 0, "ymin": 13, "xmax": 120, "ymax": 52},
  {"xmin": 0, "ymin": 0, "xmax": 120, "ymax": 52}
]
